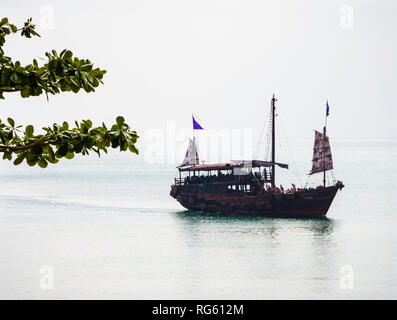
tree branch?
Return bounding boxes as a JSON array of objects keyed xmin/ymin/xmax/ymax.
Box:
[
  {"xmin": 0, "ymin": 87, "xmax": 21, "ymax": 92},
  {"xmin": 0, "ymin": 140, "xmax": 49, "ymax": 152}
]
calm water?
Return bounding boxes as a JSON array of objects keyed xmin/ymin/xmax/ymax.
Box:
[{"xmin": 0, "ymin": 140, "xmax": 396, "ymax": 299}]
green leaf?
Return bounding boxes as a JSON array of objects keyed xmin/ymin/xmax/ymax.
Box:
[
  {"xmin": 0, "ymin": 55, "xmax": 11, "ymax": 63},
  {"xmin": 55, "ymin": 144, "xmax": 68, "ymax": 157},
  {"xmin": 10, "ymin": 72, "xmax": 21, "ymax": 83},
  {"xmin": 25, "ymin": 125, "xmax": 34, "ymax": 138},
  {"xmin": 47, "ymin": 146, "xmax": 55, "ymax": 161},
  {"xmin": 26, "ymin": 153, "xmax": 38, "ymax": 166},
  {"xmin": 7, "ymin": 117, "xmax": 15, "ymax": 127},
  {"xmin": 65, "ymin": 152, "xmax": 74, "ymax": 160},
  {"xmin": 111, "ymin": 138, "xmax": 119, "ymax": 148},
  {"xmin": 2, "ymin": 151, "xmax": 12, "ymax": 160},
  {"xmin": 0, "ymin": 18, "xmax": 8, "ymax": 26},
  {"xmin": 61, "ymin": 121, "xmax": 69, "ymax": 131},
  {"xmin": 64, "ymin": 50, "xmax": 73, "ymax": 59},
  {"xmin": 10, "ymin": 24, "xmax": 17, "ymax": 33},
  {"xmin": 116, "ymin": 116, "xmax": 125, "ymax": 127},
  {"xmin": 13, "ymin": 154, "xmax": 25, "ymax": 165},
  {"xmin": 128, "ymin": 144, "xmax": 139, "ymax": 154},
  {"xmin": 21, "ymin": 86, "xmax": 30, "ymax": 98},
  {"xmin": 37, "ymin": 157, "xmax": 48, "ymax": 168},
  {"xmin": 48, "ymin": 59, "xmax": 57, "ymax": 72},
  {"xmin": 31, "ymin": 145, "xmax": 43, "ymax": 155}
]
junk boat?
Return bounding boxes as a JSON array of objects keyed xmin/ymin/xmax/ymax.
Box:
[{"xmin": 170, "ymin": 95, "xmax": 344, "ymax": 217}]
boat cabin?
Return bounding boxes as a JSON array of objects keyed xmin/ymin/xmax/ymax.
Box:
[{"xmin": 175, "ymin": 160, "xmax": 288, "ymax": 196}]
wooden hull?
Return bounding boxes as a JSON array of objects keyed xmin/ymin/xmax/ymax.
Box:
[{"xmin": 170, "ymin": 184, "xmax": 342, "ymax": 217}]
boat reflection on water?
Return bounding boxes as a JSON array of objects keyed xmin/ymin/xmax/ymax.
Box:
[
  {"xmin": 174, "ymin": 210, "xmax": 336, "ymax": 238},
  {"xmin": 172, "ymin": 209, "xmax": 339, "ymax": 299}
]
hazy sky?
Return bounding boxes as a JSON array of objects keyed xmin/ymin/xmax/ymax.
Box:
[{"xmin": 1, "ymin": 0, "xmax": 396, "ymax": 163}]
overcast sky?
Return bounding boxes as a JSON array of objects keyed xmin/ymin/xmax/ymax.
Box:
[{"xmin": 1, "ymin": 0, "xmax": 396, "ymax": 163}]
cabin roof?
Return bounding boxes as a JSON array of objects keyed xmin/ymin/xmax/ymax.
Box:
[{"xmin": 178, "ymin": 160, "xmax": 288, "ymax": 172}]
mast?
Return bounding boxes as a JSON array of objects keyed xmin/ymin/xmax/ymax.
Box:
[
  {"xmin": 323, "ymin": 125, "xmax": 326, "ymax": 187},
  {"xmin": 192, "ymin": 113, "xmax": 195, "ymax": 144},
  {"xmin": 271, "ymin": 94, "xmax": 276, "ymax": 188},
  {"xmin": 193, "ymin": 119, "xmax": 196, "ymax": 167},
  {"xmin": 323, "ymin": 100, "xmax": 328, "ymax": 187}
]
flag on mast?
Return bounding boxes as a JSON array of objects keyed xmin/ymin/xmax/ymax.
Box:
[
  {"xmin": 326, "ymin": 100, "xmax": 330, "ymax": 117},
  {"xmin": 192, "ymin": 115, "xmax": 204, "ymax": 130}
]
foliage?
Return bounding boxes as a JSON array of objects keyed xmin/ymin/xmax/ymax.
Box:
[
  {"xmin": 0, "ymin": 116, "xmax": 138, "ymax": 167},
  {"xmin": 0, "ymin": 17, "xmax": 138, "ymax": 167},
  {"xmin": 0, "ymin": 17, "xmax": 106, "ymax": 99}
]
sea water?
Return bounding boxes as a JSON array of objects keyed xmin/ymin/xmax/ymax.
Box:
[{"xmin": 0, "ymin": 140, "xmax": 396, "ymax": 299}]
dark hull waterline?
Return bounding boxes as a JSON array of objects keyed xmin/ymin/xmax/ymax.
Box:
[{"xmin": 171, "ymin": 184, "xmax": 342, "ymax": 218}]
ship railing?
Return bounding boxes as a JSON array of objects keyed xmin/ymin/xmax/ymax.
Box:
[{"xmin": 175, "ymin": 174, "xmax": 265, "ymax": 185}]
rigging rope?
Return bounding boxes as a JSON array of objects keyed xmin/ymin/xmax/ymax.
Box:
[
  {"xmin": 278, "ymin": 113, "xmax": 303, "ymax": 187},
  {"xmin": 304, "ymin": 174, "xmax": 311, "ymax": 188},
  {"xmin": 264, "ymin": 107, "xmax": 272, "ymax": 161},
  {"xmin": 253, "ymin": 103, "xmax": 272, "ymax": 161}
]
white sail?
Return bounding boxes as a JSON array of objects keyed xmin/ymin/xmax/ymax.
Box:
[
  {"xmin": 309, "ymin": 130, "xmax": 333, "ymax": 175},
  {"xmin": 179, "ymin": 137, "xmax": 199, "ymax": 167}
]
